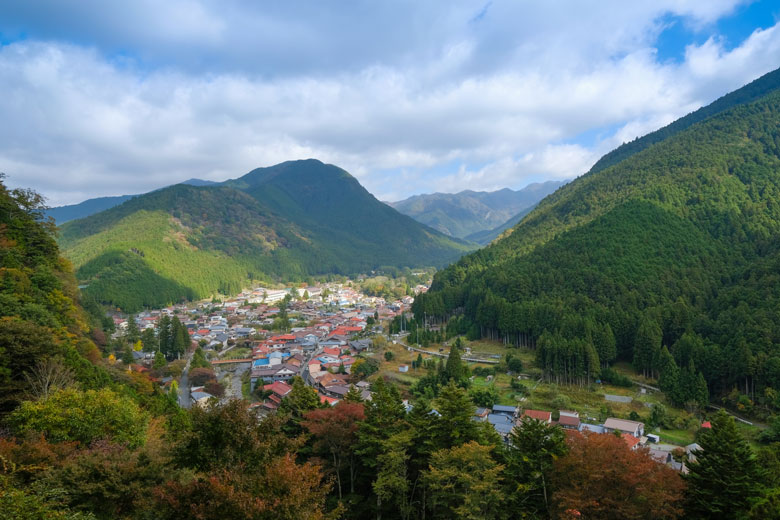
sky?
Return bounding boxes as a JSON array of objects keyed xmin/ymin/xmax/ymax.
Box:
[{"xmin": 1, "ymin": 1, "xmax": 779, "ymax": 206}]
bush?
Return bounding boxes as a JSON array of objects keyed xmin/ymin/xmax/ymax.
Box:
[
  {"xmin": 469, "ymin": 386, "xmax": 499, "ymax": 408},
  {"xmin": 384, "ymin": 351, "xmax": 395, "ymax": 361},
  {"xmin": 600, "ymin": 367, "xmax": 632, "ymax": 387}
]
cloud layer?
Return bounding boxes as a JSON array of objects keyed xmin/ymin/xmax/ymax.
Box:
[{"xmin": 0, "ymin": 1, "xmax": 779, "ymax": 205}]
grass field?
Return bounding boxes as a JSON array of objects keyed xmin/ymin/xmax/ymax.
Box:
[{"xmin": 368, "ymin": 332, "xmax": 764, "ymax": 446}]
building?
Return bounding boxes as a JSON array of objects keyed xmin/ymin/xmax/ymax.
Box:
[
  {"xmin": 603, "ymin": 418, "xmax": 644, "ymax": 437},
  {"xmin": 557, "ymin": 410, "xmax": 581, "ymax": 429},
  {"xmin": 521, "ymin": 409, "xmax": 552, "ymax": 424}
]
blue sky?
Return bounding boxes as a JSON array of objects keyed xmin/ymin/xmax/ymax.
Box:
[{"xmin": 0, "ymin": 1, "xmax": 779, "ymax": 206}]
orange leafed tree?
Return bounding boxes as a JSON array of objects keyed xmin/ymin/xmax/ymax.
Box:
[
  {"xmin": 303, "ymin": 400, "xmax": 365, "ymax": 498},
  {"xmin": 550, "ymin": 432, "xmax": 685, "ymax": 519}
]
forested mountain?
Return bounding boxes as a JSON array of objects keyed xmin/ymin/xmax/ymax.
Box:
[
  {"xmin": 59, "ymin": 160, "xmax": 472, "ymax": 311},
  {"xmin": 464, "ymin": 204, "xmax": 537, "ymax": 244},
  {"xmin": 390, "ymin": 181, "xmax": 565, "ymax": 239},
  {"xmin": 416, "ymin": 73, "xmax": 780, "ymax": 404},
  {"xmin": 44, "ymin": 178, "xmax": 218, "ymax": 224}
]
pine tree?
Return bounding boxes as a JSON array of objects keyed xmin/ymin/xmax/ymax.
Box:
[
  {"xmin": 634, "ymin": 315, "xmax": 661, "ymax": 378},
  {"xmin": 445, "ymin": 340, "xmax": 465, "ymax": 383},
  {"xmin": 126, "ymin": 314, "xmax": 140, "ymax": 344},
  {"xmin": 684, "ymin": 410, "xmax": 766, "ymax": 518}
]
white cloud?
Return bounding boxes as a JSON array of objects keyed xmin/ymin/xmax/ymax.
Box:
[{"xmin": 0, "ymin": 1, "xmax": 778, "ymax": 205}]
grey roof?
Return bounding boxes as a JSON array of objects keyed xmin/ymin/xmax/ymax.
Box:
[
  {"xmin": 492, "ymin": 404, "xmax": 516, "ymax": 415},
  {"xmin": 579, "ymin": 423, "xmax": 606, "ymax": 434},
  {"xmin": 487, "ymin": 413, "xmax": 514, "ymax": 435},
  {"xmin": 191, "ymin": 391, "xmax": 213, "ymax": 401}
]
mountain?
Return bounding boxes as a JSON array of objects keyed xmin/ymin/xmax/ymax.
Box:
[
  {"xmin": 390, "ymin": 181, "xmax": 565, "ymax": 239},
  {"xmin": 59, "ymin": 159, "xmax": 472, "ymax": 311},
  {"xmin": 463, "ymin": 204, "xmax": 537, "ymax": 244},
  {"xmin": 416, "ymin": 69, "xmax": 780, "ymax": 399},
  {"xmin": 44, "ymin": 178, "xmax": 218, "ymax": 224}
]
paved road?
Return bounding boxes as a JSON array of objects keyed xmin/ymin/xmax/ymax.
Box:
[{"xmin": 178, "ymin": 350, "xmax": 194, "ymax": 409}]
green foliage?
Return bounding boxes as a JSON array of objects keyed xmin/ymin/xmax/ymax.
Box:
[
  {"xmin": 190, "ymin": 347, "xmax": 210, "ymax": 370},
  {"xmin": 505, "ymin": 418, "xmax": 568, "ymax": 516},
  {"xmin": 384, "ymin": 351, "xmax": 394, "ymax": 362},
  {"xmin": 684, "ymin": 410, "xmax": 767, "ymax": 518},
  {"xmin": 9, "ymin": 388, "xmax": 148, "ymax": 448}
]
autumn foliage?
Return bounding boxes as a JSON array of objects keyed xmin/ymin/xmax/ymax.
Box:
[{"xmin": 551, "ymin": 432, "xmax": 685, "ymax": 519}]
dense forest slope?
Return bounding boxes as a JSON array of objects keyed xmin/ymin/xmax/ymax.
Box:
[
  {"xmin": 0, "ymin": 178, "xmax": 110, "ymax": 414},
  {"xmin": 391, "ymin": 181, "xmax": 564, "ymax": 239},
  {"xmin": 417, "ymin": 78, "xmax": 780, "ymax": 401},
  {"xmin": 60, "ymin": 160, "xmax": 471, "ymax": 311}
]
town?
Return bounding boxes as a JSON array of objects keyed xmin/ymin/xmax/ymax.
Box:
[{"xmin": 113, "ymin": 279, "xmax": 709, "ymax": 477}]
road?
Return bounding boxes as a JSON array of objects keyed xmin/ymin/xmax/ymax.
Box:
[{"xmin": 178, "ymin": 350, "xmax": 194, "ymax": 409}]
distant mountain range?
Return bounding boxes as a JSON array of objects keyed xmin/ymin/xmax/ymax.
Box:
[
  {"xmin": 390, "ymin": 181, "xmax": 566, "ymax": 243},
  {"xmin": 44, "ymin": 178, "xmax": 218, "ymax": 224},
  {"xmin": 59, "ymin": 160, "xmax": 472, "ymax": 311}
]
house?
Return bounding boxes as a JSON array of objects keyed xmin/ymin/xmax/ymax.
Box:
[
  {"xmin": 191, "ymin": 391, "xmax": 214, "ymax": 407},
  {"xmin": 399, "ymin": 365, "xmax": 409, "ymax": 373},
  {"xmin": 487, "ymin": 413, "xmax": 515, "ymax": 439},
  {"xmin": 521, "ymin": 409, "xmax": 552, "ymax": 424},
  {"xmin": 557, "ymin": 410, "xmax": 581, "ymax": 429},
  {"xmin": 492, "ymin": 404, "xmax": 517, "ymax": 417},
  {"xmin": 604, "ymin": 418, "xmax": 644, "ymax": 437}
]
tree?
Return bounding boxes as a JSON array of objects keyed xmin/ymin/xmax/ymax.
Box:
[
  {"xmin": 141, "ymin": 327, "xmax": 157, "ymax": 353},
  {"xmin": 278, "ymin": 376, "xmax": 322, "ymax": 435},
  {"xmin": 126, "ymin": 314, "xmax": 140, "ymax": 344},
  {"xmin": 505, "ymin": 417, "xmax": 567, "ymax": 516},
  {"xmin": 551, "ymin": 432, "xmax": 685, "ymax": 519},
  {"xmin": 9, "ymin": 388, "xmax": 148, "ymax": 448},
  {"xmin": 684, "ymin": 410, "xmax": 766, "ymax": 518},
  {"xmin": 384, "ymin": 351, "xmax": 395, "ymax": 361},
  {"xmin": 424, "ymin": 441, "xmax": 504, "ymax": 520},
  {"xmin": 430, "ymin": 381, "xmax": 481, "ymax": 451},
  {"xmin": 373, "ymin": 430, "xmax": 414, "ymax": 520},
  {"xmin": 176, "ymin": 399, "xmax": 298, "ymax": 472},
  {"xmin": 190, "ymin": 347, "xmax": 210, "ymax": 370},
  {"xmin": 445, "ymin": 338, "xmax": 466, "ymax": 383},
  {"xmin": 303, "ymin": 401, "xmax": 365, "ymax": 498},
  {"xmin": 23, "ymin": 357, "xmax": 74, "ymax": 400},
  {"xmin": 153, "ymin": 350, "xmax": 167, "ymax": 370},
  {"xmin": 634, "ymin": 315, "xmax": 661, "ymax": 378}
]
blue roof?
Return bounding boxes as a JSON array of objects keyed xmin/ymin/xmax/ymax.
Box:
[
  {"xmin": 492, "ymin": 405, "xmax": 516, "ymax": 414},
  {"xmin": 253, "ymin": 358, "xmax": 269, "ymax": 367}
]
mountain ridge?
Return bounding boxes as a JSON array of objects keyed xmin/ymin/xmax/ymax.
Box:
[{"xmin": 390, "ymin": 180, "xmax": 565, "ymax": 239}]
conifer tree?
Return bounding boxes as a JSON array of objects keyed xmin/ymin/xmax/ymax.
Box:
[{"xmin": 684, "ymin": 410, "xmax": 766, "ymax": 518}]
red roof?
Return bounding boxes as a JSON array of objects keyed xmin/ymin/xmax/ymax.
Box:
[
  {"xmin": 523, "ymin": 409, "xmax": 552, "ymax": 422},
  {"xmin": 319, "ymin": 395, "xmax": 339, "ymax": 406},
  {"xmin": 322, "ymin": 347, "xmax": 342, "ymax": 357},
  {"xmin": 701, "ymin": 421, "xmax": 712, "ymax": 429},
  {"xmin": 622, "ymin": 433, "xmax": 641, "ymax": 449},
  {"xmin": 271, "ymin": 334, "xmax": 296, "ymax": 342},
  {"xmin": 264, "ymin": 381, "xmax": 292, "ymax": 397},
  {"xmin": 197, "ymin": 329, "xmax": 210, "ymax": 335}
]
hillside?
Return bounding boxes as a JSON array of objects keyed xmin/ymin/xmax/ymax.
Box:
[
  {"xmin": 44, "ymin": 178, "xmax": 218, "ymax": 224},
  {"xmin": 59, "ymin": 160, "xmax": 472, "ymax": 311},
  {"xmin": 0, "ymin": 177, "xmax": 110, "ymax": 414},
  {"xmin": 390, "ymin": 181, "xmax": 564, "ymax": 239},
  {"xmin": 417, "ymin": 76, "xmax": 780, "ymax": 402}
]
